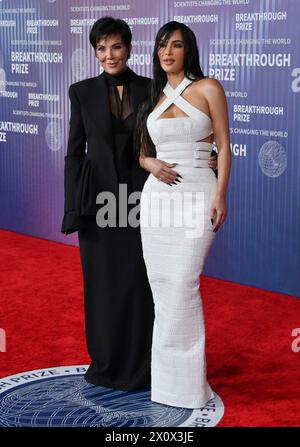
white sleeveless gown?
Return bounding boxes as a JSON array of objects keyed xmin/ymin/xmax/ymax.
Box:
[{"xmin": 140, "ymin": 76, "xmax": 218, "ymax": 408}]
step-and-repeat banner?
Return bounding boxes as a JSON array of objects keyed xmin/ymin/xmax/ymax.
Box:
[{"xmin": 0, "ymin": 0, "xmax": 299, "ymax": 296}]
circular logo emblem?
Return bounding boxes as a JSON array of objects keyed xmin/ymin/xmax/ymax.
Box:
[
  {"xmin": 45, "ymin": 121, "xmax": 63, "ymax": 151},
  {"xmin": 258, "ymin": 140, "xmax": 287, "ymax": 178},
  {"xmin": 0, "ymin": 366, "xmax": 224, "ymax": 427},
  {"xmin": 71, "ymin": 49, "xmax": 89, "ymax": 81}
]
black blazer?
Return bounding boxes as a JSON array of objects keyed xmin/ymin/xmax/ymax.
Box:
[{"xmin": 61, "ymin": 70, "xmax": 151, "ymax": 235}]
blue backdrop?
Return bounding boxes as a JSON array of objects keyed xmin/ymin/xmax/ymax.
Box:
[{"xmin": 0, "ymin": 0, "xmax": 299, "ymax": 297}]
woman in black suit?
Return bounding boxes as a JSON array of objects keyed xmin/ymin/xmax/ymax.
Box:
[{"xmin": 61, "ymin": 17, "xmax": 217, "ymax": 391}]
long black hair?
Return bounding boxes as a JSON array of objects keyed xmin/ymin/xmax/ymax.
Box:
[{"xmin": 136, "ymin": 21, "xmax": 208, "ymax": 158}]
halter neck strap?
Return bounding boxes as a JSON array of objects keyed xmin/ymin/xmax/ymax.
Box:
[
  {"xmin": 163, "ymin": 76, "xmax": 192, "ymax": 99},
  {"xmin": 150, "ymin": 76, "xmax": 194, "ymax": 121}
]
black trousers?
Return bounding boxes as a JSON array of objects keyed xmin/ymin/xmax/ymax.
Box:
[{"xmin": 78, "ymin": 216, "xmax": 154, "ymax": 391}]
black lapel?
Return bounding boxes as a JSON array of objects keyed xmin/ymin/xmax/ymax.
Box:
[
  {"xmin": 87, "ymin": 72, "xmax": 114, "ymax": 151},
  {"xmin": 84, "ymin": 69, "xmax": 149, "ymax": 152},
  {"xmin": 130, "ymin": 71, "xmax": 149, "ymax": 112}
]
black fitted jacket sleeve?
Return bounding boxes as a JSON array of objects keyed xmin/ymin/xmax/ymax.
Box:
[{"xmin": 61, "ymin": 84, "xmax": 87, "ymax": 235}]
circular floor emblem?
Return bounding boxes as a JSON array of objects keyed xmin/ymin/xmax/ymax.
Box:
[{"xmin": 0, "ymin": 366, "xmax": 224, "ymax": 427}]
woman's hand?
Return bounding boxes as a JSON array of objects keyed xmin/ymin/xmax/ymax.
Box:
[
  {"xmin": 142, "ymin": 157, "xmax": 182, "ymax": 185},
  {"xmin": 208, "ymin": 153, "xmax": 217, "ymax": 169},
  {"xmin": 210, "ymin": 194, "xmax": 228, "ymax": 232}
]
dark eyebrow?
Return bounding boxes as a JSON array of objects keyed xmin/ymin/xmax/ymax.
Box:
[
  {"xmin": 159, "ymin": 39, "xmax": 184, "ymax": 44},
  {"xmin": 97, "ymin": 41, "xmax": 123, "ymax": 47}
]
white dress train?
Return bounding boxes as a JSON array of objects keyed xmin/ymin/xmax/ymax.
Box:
[{"xmin": 140, "ymin": 76, "xmax": 218, "ymax": 408}]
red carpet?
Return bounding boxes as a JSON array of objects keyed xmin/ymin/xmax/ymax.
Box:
[{"xmin": 0, "ymin": 229, "xmax": 299, "ymax": 426}]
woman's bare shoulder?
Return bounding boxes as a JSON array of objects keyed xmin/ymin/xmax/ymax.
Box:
[
  {"xmin": 190, "ymin": 78, "xmax": 226, "ymax": 105},
  {"xmin": 192, "ymin": 77, "xmax": 224, "ymax": 91}
]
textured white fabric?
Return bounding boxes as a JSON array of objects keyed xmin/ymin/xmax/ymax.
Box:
[{"xmin": 140, "ymin": 76, "xmax": 218, "ymax": 408}]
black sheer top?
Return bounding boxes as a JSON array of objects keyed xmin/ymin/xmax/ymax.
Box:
[{"xmin": 104, "ymin": 67, "xmax": 136, "ymax": 196}]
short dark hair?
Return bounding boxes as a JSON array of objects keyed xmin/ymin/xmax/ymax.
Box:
[{"xmin": 89, "ymin": 16, "xmax": 132, "ymax": 59}]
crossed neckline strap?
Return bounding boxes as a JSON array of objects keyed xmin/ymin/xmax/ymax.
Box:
[
  {"xmin": 150, "ymin": 76, "xmax": 211, "ymax": 122},
  {"xmin": 163, "ymin": 76, "xmax": 192, "ymax": 100}
]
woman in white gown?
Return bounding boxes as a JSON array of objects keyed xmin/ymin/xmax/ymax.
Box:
[{"xmin": 137, "ymin": 22, "xmax": 231, "ymax": 408}]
